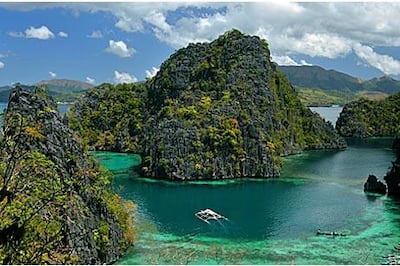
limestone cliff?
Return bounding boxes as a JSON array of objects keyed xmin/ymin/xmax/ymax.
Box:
[
  {"xmin": 0, "ymin": 86, "xmax": 134, "ymax": 264},
  {"xmin": 141, "ymin": 30, "xmax": 345, "ymax": 180},
  {"xmin": 68, "ymin": 30, "xmax": 346, "ymax": 181}
]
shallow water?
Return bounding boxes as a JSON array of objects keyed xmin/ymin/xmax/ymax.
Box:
[{"xmin": 94, "ymin": 137, "xmax": 400, "ymax": 264}]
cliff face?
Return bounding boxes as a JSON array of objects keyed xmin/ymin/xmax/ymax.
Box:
[
  {"xmin": 384, "ymin": 139, "xmax": 400, "ymax": 196},
  {"xmin": 141, "ymin": 30, "xmax": 345, "ymax": 180},
  {"xmin": 336, "ymin": 93, "xmax": 400, "ymax": 137},
  {"xmin": 0, "ymin": 87, "xmax": 134, "ymax": 264},
  {"xmin": 67, "ymin": 30, "xmax": 345, "ymax": 181}
]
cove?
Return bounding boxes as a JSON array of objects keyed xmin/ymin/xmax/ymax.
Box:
[{"xmin": 94, "ymin": 137, "xmax": 400, "ymax": 264}]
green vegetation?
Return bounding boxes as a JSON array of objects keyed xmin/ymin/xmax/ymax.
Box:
[
  {"xmin": 67, "ymin": 30, "xmax": 344, "ymax": 180},
  {"xmin": 296, "ymin": 88, "xmax": 354, "ymax": 106},
  {"xmin": 296, "ymin": 87, "xmax": 389, "ymax": 107},
  {"xmin": 336, "ymin": 93, "xmax": 400, "ymax": 137},
  {"xmin": 0, "ymin": 87, "xmax": 135, "ymax": 264},
  {"xmin": 67, "ymin": 83, "xmax": 146, "ymax": 152}
]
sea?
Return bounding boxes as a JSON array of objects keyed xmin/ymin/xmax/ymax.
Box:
[{"xmin": 91, "ymin": 106, "xmax": 400, "ymax": 264}]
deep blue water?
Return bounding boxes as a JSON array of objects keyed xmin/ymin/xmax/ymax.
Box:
[{"xmin": 92, "ymin": 107, "xmax": 400, "ymax": 264}]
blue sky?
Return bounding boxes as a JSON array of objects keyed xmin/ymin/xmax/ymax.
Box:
[{"xmin": 0, "ymin": 2, "xmax": 400, "ymax": 86}]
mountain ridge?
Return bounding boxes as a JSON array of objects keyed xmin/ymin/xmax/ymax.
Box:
[
  {"xmin": 0, "ymin": 79, "xmax": 94, "ymax": 102},
  {"xmin": 278, "ymin": 65, "xmax": 400, "ymax": 93}
]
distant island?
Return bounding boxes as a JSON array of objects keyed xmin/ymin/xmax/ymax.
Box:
[{"xmin": 336, "ymin": 92, "xmax": 400, "ymax": 138}]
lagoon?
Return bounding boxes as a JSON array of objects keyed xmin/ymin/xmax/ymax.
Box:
[
  {"xmin": 95, "ymin": 135, "xmax": 398, "ymax": 264},
  {"xmin": 90, "ymin": 107, "xmax": 400, "ymax": 264}
]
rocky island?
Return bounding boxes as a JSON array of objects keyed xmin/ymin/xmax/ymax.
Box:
[
  {"xmin": 68, "ymin": 30, "xmax": 346, "ymax": 180},
  {"xmin": 0, "ymin": 86, "xmax": 134, "ymax": 264},
  {"xmin": 337, "ymin": 94, "xmax": 400, "ymax": 196},
  {"xmin": 336, "ymin": 93, "xmax": 400, "ymax": 138}
]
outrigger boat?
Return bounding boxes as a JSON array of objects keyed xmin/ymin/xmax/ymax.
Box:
[
  {"xmin": 316, "ymin": 229, "xmax": 347, "ymax": 236},
  {"xmin": 195, "ymin": 208, "xmax": 228, "ymax": 224}
]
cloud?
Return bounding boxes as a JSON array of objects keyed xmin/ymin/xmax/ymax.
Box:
[
  {"xmin": 114, "ymin": 71, "xmax": 137, "ymax": 84},
  {"xmin": 105, "ymin": 40, "xmax": 135, "ymax": 58},
  {"xmin": 91, "ymin": 2, "xmax": 400, "ymax": 62},
  {"xmin": 272, "ymin": 55, "xmax": 300, "ymax": 66},
  {"xmin": 272, "ymin": 55, "xmax": 313, "ymax": 67},
  {"xmin": 87, "ymin": 30, "xmax": 103, "ymax": 38},
  {"xmin": 145, "ymin": 67, "xmax": 159, "ymax": 78},
  {"xmin": 0, "ymin": 61, "xmax": 4, "ymax": 69},
  {"xmin": 353, "ymin": 43, "xmax": 400, "ymax": 76},
  {"xmin": 25, "ymin": 25, "xmax": 55, "ymax": 39},
  {"xmin": 49, "ymin": 71, "xmax": 57, "ymax": 78},
  {"xmin": 86, "ymin": 76, "xmax": 96, "ymax": 85},
  {"xmin": 300, "ymin": 60, "xmax": 312, "ymax": 66},
  {"xmin": 9, "ymin": 25, "xmax": 55, "ymax": 40},
  {"xmin": 3, "ymin": 2, "xmax": 400, "ymax": 69},
  {"xmin": 58, "ymin": 31, "xmax": 68, "ymax": 38}
]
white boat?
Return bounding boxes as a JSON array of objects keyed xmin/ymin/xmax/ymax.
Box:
[{"xmin": 195, "ymin": 208, "xmax": 228, "ymax": 224}]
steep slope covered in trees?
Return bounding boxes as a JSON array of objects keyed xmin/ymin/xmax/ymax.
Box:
[
  {"xmin": 336, "ymin": 93, "xmax": 400, "ymax": 137},
  {"xmin": 68, "ymin": 30, "xmax": 345, "ymax": 180},
  {"xmin": 0, "ymin": 86, "xmax": 134, "ymax": 264},
  {"xmin": 67, "ymin": 83, "xmax": 146, "ymax": 152},
  {"xmin": 141, "ymin": 30, "xmax": 345, "ymax": 180}
]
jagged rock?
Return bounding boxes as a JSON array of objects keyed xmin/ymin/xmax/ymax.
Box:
[
  {"xmin": 0, "ymin": 86, "xmax": 134, "ymax": 264},
  {"xmin": 364, "ymin": 174, "xmax": 387, "ymax": 194},
  {"xmin": 141, "ymin": 29, "xmax": 346, "ymax": 180},
  {"xmin": 68, "ymin": 30, "xmax": 346, "ymax": 181},
  {"xmin": 384, "ymin": 156, "xmax": 400, "ymax": 196}
]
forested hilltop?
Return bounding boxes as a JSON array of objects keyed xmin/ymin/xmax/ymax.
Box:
[
  {"xmin": 0, "ymin": 87, "xmax": 134, "ymax": 264},
  {"xmin": 336, "ymin": 93, "xmax": 400, "ymax": 138},
  {"xmin": 68, "ymin": 30, "xmax": 345, "ymax": 180}
]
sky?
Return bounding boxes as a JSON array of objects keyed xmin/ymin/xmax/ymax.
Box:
[{"xmin": 1, "ymin": 2, "xmax": 400, "ymax": 86}]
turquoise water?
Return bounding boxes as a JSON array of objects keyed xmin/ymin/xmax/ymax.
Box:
[{"xmin": 94, "ymin": 137, "xmax": 400, "ymax": 264}]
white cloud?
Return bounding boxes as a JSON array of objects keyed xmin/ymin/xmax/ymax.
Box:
[
  {"xmin": 353, "ymin": 43, "xmax": 400, "ymax": 76},
  {"xmin": 145, "ymin": 67, "xmax": 159, "ymax": 78},
  {"xmin": 114, "ymin": 70, "xmax": 137, "ymax": 84},
  {"xmin": 93, "ymin": 2, "xmax": 400, "ymax": 61},
  {"xmin": 25, "ymin": 25, "xmax": 55, "ymax": 40},
  {"xmin": 272, "ymin": 55, "xmax": 300, "ymax": 66},
  {"xmin": 87, "ymin": 30, "xmax": 103, "ymax": 38},
  {"xmin": 58, "ymin": 31, "xmax": 68, "ymax": 38},
  {"xmin": 272, "ymin": 56, "xmax": 313, "ymax": 67},
  {"xmin": 300, "ymin": 60, "xmax": 312, "ymax": 66},
  {"xmin": 105, "ymin": 40, "xmax": 135, "ymax": 58},
  {"xmin": 49, "ymin": 71, "xmax": 57, "ymax": 78},
  {"xmin": 86, "ymin": 76, "xmax": 96, "ymax": 85},
  {"xmin": 9, "ymin": 25, "xmax": 55, "ymax": 40},
  {"xmin": 4, "ymin": 2, "xmax": 400, "ymax": 69},
  {"xmin": 0, "ymin": 61, "xmax": 4, "ymax": 69}
]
